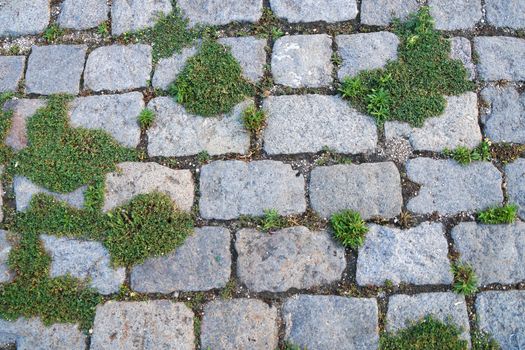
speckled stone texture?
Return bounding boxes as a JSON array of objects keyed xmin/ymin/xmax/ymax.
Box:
[
  {"xmin": 485, "ymin": 0, "xmax": 525, "ymax": 29},
  {"xmin": 2, "ymin": 98, "xmax": 46, "ymax": 152},
  {"xmin": 58, "ymin": 0, "xmax": 108, "ymax": 30},
  {"xmin": 429, "ymin": 0, "xmax": 482, "ymax": 30},
  {"xmin": 0, "ymin": 230, "xmax": 13, "ymax": 283},
  {"xmin": 0, "ymin": 0, "xmax": 50, "ymax": 37},
  {"xmin": 450, "ymin": 37, "xmax": 476, "ymax": 80},
  {"xmin": 0, "ymin": 56, "xmax": 25, "ymax": 92},
  {"xmin": 506, "ymin": 159, "xmax": 525, "ymax": 220},
  {"xmin": 270, "ymin": 0, "xmax": 358, "ymax": 23},
  {"xmin": 111, "ymin": 0, "xmax": 172, "ymax": 35},
  {"xmin": 177, "ymin": 0, "xmax": 263, "ymax": 26},
  {"xmin": 475, "ymin": 36, "xmax": 525, "ymax": 81},
  {"xmin": 360, "ymin": 0, "xmax": 420, "ymax": 26}
]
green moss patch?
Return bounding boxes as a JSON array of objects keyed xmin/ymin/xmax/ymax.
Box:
[
  {"xmin": 477, "ymin": 204, "xmax": 518, "ymax": 225},
  {"xmin": 330, "ymin": 210, "xmax": 368, "ymax": 249},
  {"xmin": 0, "ymin": 92, "xmax": 15, "ymax": 164}
]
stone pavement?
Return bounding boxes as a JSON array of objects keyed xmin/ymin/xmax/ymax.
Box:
[{"xmin": 0, "ymin": 0, "xmax": 525, "ymax": 349}]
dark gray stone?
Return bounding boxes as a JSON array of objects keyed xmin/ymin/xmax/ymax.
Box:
[
  {"xmin": 177, "ymin": 0, "xmax": 263, "ymax": 26},
  {"xmin": 58, "ymin": 0, "xmax": 108, "ymax": 30},
  {"xmin": 111, "ymin": 0, "xmax": 172, "ymax": 36},
  {"xmin": 486, "ymin": 0, "xmax": 525, "ymax": 29},
  {"xmin": 0, "ymin": 230, "xmax": 13, "ymax": 283},
  {"xmin": 218, "ymin": 36, "xmax": 267, "ymax": 82},
  {"xmin": 506, "ymin": 159, "xmax": 525, "ymax": 220},
  {"xmin": 25, "ymin": 45, "xmax": 86, "ymax": 95},
  {"xmin": 0, "ymin": 56, "xmax": 25, "ymax": 92},
  {"xmin": 270, "ymin": 0, "xmax": 358, "ymax": 23},
  {"xmin": 429, "ymin": 0, "xmax": 482, "ymax": 30},
  {"xmin": 0, "ymin": 0, "xmax": 50, "ymax": 37},
  {"xmin": 356, "ymin": 222, "xmax": 453, "ymax": 286},
  {"xmin": 361, "ymin": 0, "xmax": 420, "ymax": 26},
  {"xmin": 450, "ymin": 37, "xmax": 476, "ymax": 80},
  {"xmin": 481, "ymin": 86, "xmax": 525, "ymax": 143},
  {"xmin": 201, "ymin": 299, "xmax": 278, "ymax": 350},
  {"xmin": 475, "ymin": 36, "xmax": 525, "ymax": 81},
  {"xmin": 283, "ymin": 295, "xmax": 379, "ymax": 350},
  {"xmin": 3, "ymin": 98, "xmax": 46, "ymax": 151}
]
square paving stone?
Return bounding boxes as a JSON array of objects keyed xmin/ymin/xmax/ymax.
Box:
[
  {"xmin": 0, "ymin": 56, "xmax": 25, "ymax": 92},
  {"xmin": 2, "ymin": 99, "xmax": 46, "ymax": 152},
  {"xmin": 474, "ymin": 36, "xmax": 525, "ymax": 81},
  {"xmin": 0, "ymin": 230, "xmax": 13, "ymax": 283},
  {"xmin": 429, "ymin": 0, "xmax": 482, "ymax": 30},
  {"xmin": 271, "ymin": 34, "xmax": 333, "ymax": 88},
  {"xmin": 91, "ymin": 300, "xmax": 194, "ymax": 350},
  {"xmin": 177, "ymin": 0, "xmax": 263, "ymax": 26},
  {"xmin": 200, "ymin": 299, "xmax": 278, "ymax": 350},
  {"xmin": 111, "ymin": 0, "xmax": 172, "ymax": 35},
  {"xmin": 270, "ymin": 0, "xmax": 358, "ymax": 23},
  {"xmin": 451, "ymin": 222, "xmax": 525, "ymax": 286},
  {"xmin": 486, "ymin": 0, "xmax": 525, "ymax": 29},
  {"xmin": 0, "ymin": 0, "xmax": 50, "ymax": 37},
  {"xmin": 283, "ymin": 295, "xmax": 379, "ymax": 350},
  {"xmin": 360, "ymin": 0, "xmax": 421, "ymax": 26},
  {"xmin": 506, "ymin": 159, "xmax": 525, "ymax": 220},
  {"xmin": 25, "ymin": 45, "xmax": 87, "ymax": 95},
  {"xmin": 58, "ymin": 0, "xmax": 108, "ymax": 30},
  {"xmin": 356, "ymin": 222, "xmax": 453, "ymax": 286}
]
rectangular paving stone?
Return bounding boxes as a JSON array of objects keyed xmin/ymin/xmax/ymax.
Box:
[
  {"xmin": 146, "ymin": 97, "xmax": 250, "ymax": 157},
  {"xmin": 58, "ymin": 0, "xmax": 108, "ymax": 30},
  {"xmin": 451, "ymin": 222, "xmax": 525, "ymax": 285},
  {"xmin": 506, "ymin": 159, "xmax": 525, "ymax": 220},
  {"xmin": 429, "ymin": 0, "xmax": 482, "ymax": 30},
  {"xmin": 25, "ymin": 45, "xmax": 87, "ymax": 95},
  {"xmin": 0, "ymin": 230, "xmax": 13, "ymax": 283},
  {"xmin": 91, "ymin": 300, "xmax": 194, "ymax": 350},
  {"xmin": 360, "ymin": 0, "xmax": 420, "ymax": 26},
  {"xmin": 84, "ymin": 44, "xmax": 152, "ymax": 92},
  {"xmin": 481, "ymin": 86, "xmax": 525, "ymax": 143},
  {"xmin": 199, "ymin": 160, "xmax": 306, "ymax": 220},
  {"xmin": 270, "ymin": 0, "xmax": 358, "ymax": 23},
  {"xmin": 263, "ymin": 95, "xmax": 377, "ymax": 155},
  {"xmin": 3, "ymin": 99, "xmax": 46, "ymax": 151},
  {"xmin": 111, "ymin": 0, "xmax": 172, "ymax": 35},
  {"xmin": 309, "ymin": 162, "xmax": 402, "ymax": 219},
  {"xmin": 474, "ymin": 36, "xmax": 525, "ymax": 81},
  {"xmin": 356, "ymin": 222, "xmax": 453, "ymax": 286},
  {"xmin": 177, "ymin": 0, "xmax": 263, "ymax": 26},
  {"xmin": 0, "ymin": 0, "xmax": 50, "ymax": 37},
  {"xmin": 0, "ymin": 56, "xmax": 25, "ymax": 92},
  {"xmin": 450, "ymin": 37, "xmax": 476, "ymax": 80},
  {"xmin": 201, "ymin": 299, "xmax": 278, "ymax": 350},
  {"xmin": 406, "ymin": 158, "xmax": 503, "ymax": 215},
  {"xmin": 283, "ymin": 295, "xmax": 379, "ymax": 350},
  {"xmin": 486, "ymin": 0, "xmax": 525, "ymax": 29},
  {"xmin": 131, "ymin": 226, "xmax": 231, "ymax": 293},
  {"xmin": 236, "ymin": 226, "xmax": 346, "ymax": 292}
]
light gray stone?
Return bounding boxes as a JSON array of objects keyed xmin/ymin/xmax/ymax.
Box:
[
  {"xmin": 146, "ymin": 97, "xmax": 251, "ymax": 157},
  {"xmin": 387, "ymin": 293, "xmax": 470, "ymax": 341},
  {"xmin": 451, "ymin": 222, "xmax": 525, "ymax": 285},
  {"xmin": 450, "ymin": 37, "xmax": 476, "ymax": 80},
  {"xmin": 406, "ymin": 158, "xmax": 503, "ymax": 215},
  {"xmin": 476, "ymin": 291, "xmax": 525, "ymax": 350},
  {"xmin": 272, "ymin": 35, "xmax": 333, "ymax": 88},
  {"xmin": 384, "ymin": 93, "xmax": 482, "ymax": 152},
  {"xmin": 14, "ymin": 176, "xmax": 86, "ymax": 212},
  {"xmin": 199, "ymin": 160, "xmax": 306, "ymax": 220},
  {"xmin": 429, "ymin": 0, "xmax": 482, "ymax": 30},
  {"xmin": 361, "ymin": 0, "xmax": 420, "ymax": 26},
  {"xmin": 475, "ymin": 36, "xmax": 525, "ymax": 81},
  {"xmin": 0, "ymin": 0, "xmax": 50, "ymax": 37},
  {"xmin": 0, "ymin": 56, "xmax": 25, "ymax": 92},
  {"xmin": 0, "ymin": 230, "xmax": 13, "ymax": 283},
  {"xmin": 69, "ymin": 93, "xmax": 143, "ymax": 148},
  {"xmin": 58, "ymin": 0, "xmax": 108, "ymax": 30},
  {"xmin": 263, "ymin": 95, "xmax": 377, "ymax": 155},
  {"xmin": 283, "ymin": 295, "xmax": 379, "ymax": 350},
  {"xmin": 506, "ymin": 159, "xmax": 525, "ymax": 220},
  {"xmin": 91, "ymin": 300, "xmax": 194, "ymax": 350},
  {"xmin": 309, "ymin": 162, "xmax": 402, "ymax": 219},
  {"xmin": 3, "ymin": 99, "xmax": 46, "ymax": 151},
  {"xmin": 25, "ymin": 45, "xmax": 86, "ymax": 95},
  {"xmin": 236, "ymin": 226, "xmax": 346, "ymax": 292},
  {"xmin": 84, "ymin": 44, "xmax": 152, "ymax": 92},
  {"xmin": 111, "ymin": 0, "xmax": 172, "ymax": 36},
  {"xmin": 131, "ymin": 227, "xmax": 231, "ymax": 293},
  {"xmin": 152, "ymin": 46, "xmax": 199, "ymax": 90},
  {"xmin": 41, "ymin": 234, "xmax": 125, "ymax": 295},
  {"xmin": 177, "ymin": 0, "xmax": 263, "ymax": 26},
  {"xmin": 201, "ymin": 299, "xmax": 278, "ymax": 350},
  {"xmin": 270, "ymin": 0, "xmax": 358, "ymax": 23},
  {"xmin": 336, "ymin": 32, "xmax": 399, "ymax": 80},
  {"xmin": 486, "ymin": 0, "xmax": 525, "ymax": 29},
  {"xmin": 480, "ymin": 86, "xmax": 525, "ymax": 143},
  {"xmin": 218, "ymin": 36, "xmax": 267, "ymax": 82},
  {"xmin": 356, "ymin": 222, "xmax": 453, "ymax": 286},
  {"xmin": 103, "ymin": 162, "xmax": 194, "ymax": 212}
]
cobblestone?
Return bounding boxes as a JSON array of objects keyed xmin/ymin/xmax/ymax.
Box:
[
  {"xmin": 111, "ymin": 0, "xmax": 172, "ymax": 36},
  {"xmin": 450, "ymin": 37, "xmax": 476, "ymax": 80},
  {"xmin": 361, "ymin": 0, "xmax": 420, "ymax": 26},
  {"xmin": 58, "ymin": 0, "xmax": 108, "ymax": 30},
  {"xmin": 506, "ymin": 159, "xmax": 525, "ymax": 220},
  {"xmin": 218, "ymin": 37, "xmax": 267, "ymax": 82},
  {"xmin": 3, "ymin": 99, "xmax": 46, "ymax": 152},
  {"xmin": 429, "ymin": 0, "xmax": 482, "ymax": 30},
  {"xmin": 474, "ymin": 36, "xmax": 525, "ymax": 81},
  {"xmin": 177, "ymin": 0, "xmax": 263, "ymax": 26},
  {"xmin": 0, "ymin": 0, "xmax": 50, "ymax": 37},
  {"xmin": 270, "ymin": 0, "xmax": 358, "ymax": 23},
  {"xmin": 485, "ymin": 0, "xmax": 525, "ymax": 29},
  {"xmin": 0, "ymin": 56, "xmax": 25, "ymax": 92},
  {"xmin": 0, "ymin": 230, "xmax": 13, "ymax": 283},
  {"xmin": 152, "ymin": 46, "xmax": 198, "ymax": 90}
]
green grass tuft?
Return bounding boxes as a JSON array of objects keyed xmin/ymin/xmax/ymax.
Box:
[
  {"xmin": 477, "ymin": 204, "xmax": 518, "ymax": 225},
  {"xmin": 444, "ymin": 140, "xmax": 491, "ymax": 165},
  {"xmin": 43, "ymin": 24, "xmax": 64, "ymax": 43},
  {"xmin": 242, "ymin": 105, "xmax": 266, "ymax": 133},
  {"xmin": 261, "ymin": 209, "xmax": 287, "ymax": 232},
  {"xmin": 330, "ymin": 210, "xmax": 368, "ymax": 249},
  {"xmin": 138, "ymin": 108, "xmax": 155, "ymax": 129},
  {"xmin": 282, "ymin": 343, "xmax": 305, "ymax": 350},
  {"xmin": 451, "ymin": 262, "xmax": 478, "ymax": 295}
]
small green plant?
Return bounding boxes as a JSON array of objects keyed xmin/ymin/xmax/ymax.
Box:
[
  {"xmin": 315, "ymin": 146, "xmax": 352, "ymax": 166},
  {"xmin": 477, "ymin": 204, "xmax": 518, "ymax": 225},
  {"xmin": 330, "ymin": 210, "xmax": 368, "ymax": 249},
  {"xmin": 367, "ymin": 88, "xmax": 391, "ymax": 122},
  {"xmin": 339, "ymin": 77, "xmax": 363, "ymax": 99},
  {"xmin": 271, "ymin": 27, "xmax": 284, "ymax": 40},
  {"xmin": 331, "ymin": 52, "xmax": 343, "ymax": 66},
  {"xmin": 472, "ymin": 330, "xmax": 501, "ymax": 350},
  {"xmin": 43, "ymin": 24, "xmax": 64, "ymax": 43},
  {"xmin": 282, "ymin": 342, "xmax": 304, "ymax": 350},
  {"xmin": 0, "ymin": 92, "xmax": 15, "ymax": 164},
  {"xmin": 196, "ymin": 150, "xmax": 211, "ymax": 164},
  {"xmin": 261, "ymin": 209, "xmax": 286, "ymax": 232},
  {"xmin": 451, "ymin": 262, "xmax": 478, "ymax": 295},
  {"xmin": 242, "ymin": 105, "xmax": 266, "ymax": 133},
  {"xmin": 97, "ymin": 22, "xmax": 109, "ymax": 37},
  {"xmin": 8, "ymin": 45, "xmax": 21, "ymax": 55},
  {"xmin": 220, "ymin": 279, "xmax": 236, "ymax": 299},
  {"xmin": 138, "ymin": 108, "xmax": 155, "ymax": 129},
  {"xmin": 444, "ymin": 140, "xmax": 491, "ymax": 165}
]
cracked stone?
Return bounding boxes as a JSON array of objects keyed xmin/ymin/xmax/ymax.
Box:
[
  {"xmin": 506, "ymin": 159, "xmax": 525, "ymax": 220},
  {"xmin": 0, "ymin": 56, "xmax": 25, "ymax": 93},
  {"xmin": 58, "ymin": 0, "xmax": 108, "ymax": 30},
  {"xmin": 269, "ymin": 0, "xmax": 358, "ymax": 23},
  {"xmin": 0, "ymin": 0, "xmax": 50, "ymax": 37},
  {"xmin": 111, "ymin": 0, "xmax": 172, "ymax": 36},
  {"xmin": 474, "ymin": 36, "xmax": 525, "ymax": 81}
]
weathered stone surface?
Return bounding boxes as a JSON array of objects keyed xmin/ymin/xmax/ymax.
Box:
[
  {"xmin": 385, "ymin": 93, "xmax": 482, "ymax": 152},
  {"xmin": 429, "ymin": 0, "xmax": 482, "ymax": 30},
  {"xmin": 236, "ymin": 226, "xmax": 345, "ymax": 292},
  {"xmin": 474, "ymin": 36, "xmax": 525, "ymax": 81},
  {"xmin": 476, "ymin": 291, "xmax": 525, "ymax": 350},
  {"xmin": 84, "ymin": 44, "xmax": 152, "ymax": 92},
  {"xmin": 147, "ymin": 97, "xmax": 251, "ymax": 157},
  {"xmin": 131, "ymin": 227, "xmax": 231, "ymax": 293},
  {"xmin": 25, "ymin": 45, "xmax": 86, "ymax": 95},
  {"xmin": 263, "ymin": 95, "xmax": 377, "ymax": 155},
  {"xmin": 41, "ymin": 234, "xmax": 125, "ymax": 295},
  {"xmin": 201, "ymin": 299, "xmax": 278, "ymax": 350},
  {"xmin": 450, "ymin": 37, "xmax": 476, "ymax": 80},
  {"xmin": 283, "ymin": 295, "xmax": 379, "ymax": 350},
  {"xmin": 218, "ymin": 36, "xmax": 267, "ymax": 82},
  {"xmin": 336, "ymin": 32, "xmax": 399, "ymax": 80},
  {"xmin": 310, "ymin": 162, "xmax": 402, "ymax": 219},
  {"xmin": 387, "ymin": 293, "xmax": 470, "ymax": 340},
  {"xmin": 0, "ymin": 0, "xmax": 50, "ymax": 37},
  {"xmin": 451, "ymin": 222, "xmax": 525, "ymax": 285},
  {"xmin": 111, "ymin": 0, "xmax": 172, "ymax": 35},
  {"xmin": 69, "ymin": 93, "xmax": 143, "ymax": 148},
  {"xmin": 361, "ymin": 0, "xmax": 420, "ymax": 26},
  {"xmin": 0, "ymin": 167, "xmax": 3, "ymax": 223},
  {"xmin": 480, "ymin": 86, "xmax": 525, "ymax": 143},
  {"xmin": 3, "ymin": 99, "xmax": 46, "ymax": 151},
  {"xmin": 0, "ymin": 230, "xmax": 13, "ymax": 283},
  {"xmin": 0, "ymin": 318, "xmax": 86, "ymax": 350},
  {"xmin": 486, "ymin": 0, "xmax": 525, "ymax": 29},
  {"xmin": 0, "ymin": 56, "xmax": 25, "ymax": 92},
  {"xmin": 356, "ymin": 222, "xmax": 453, "ymax": 286},
  {"xmin": 103, "ymin": 162, "xmax": 194, "ymax": 212},
  {"xmin": 199, "ymin": 160, "xmax": 306, "ymax": 220},
  {"xmin": 14, "ymin": 176, "xmax": 86, "ymax": 212},
  {"xmin": 272, "ymin": 35, "xmax": 333, "ymax": 88},
  {"xmin": 270, "ymin": 0, "xmax": 358, "ymax": 23},
  {"xmin": 177, "ymin": 0, "xmax": 263, "ymax": 26},
  {"xmin": 91, "ymin": 301, "xmax": 194, "ymax": 350},
  {"xmin": 506, "ymin": 159, "xmax": 525, "ymax": 220},
  {"xmin": 152, "ymin": 46, "xmax": 198, "ymax": 90},
  {"xmin": 406, "ymin": 158, "xmax": 503, "ymax": 215},
  {"xmin": 58, "ymin": 0, "xmax": 108, "ymax": 30}
]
